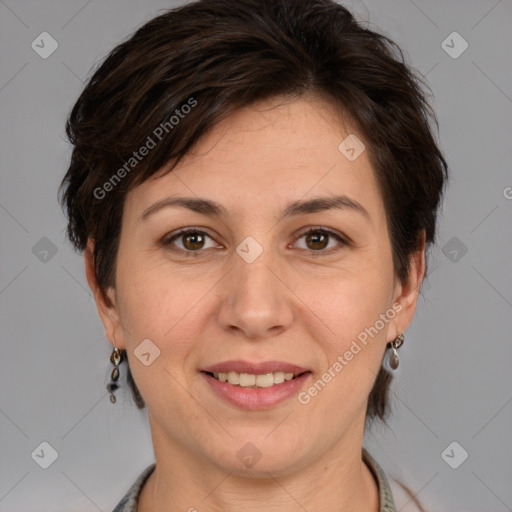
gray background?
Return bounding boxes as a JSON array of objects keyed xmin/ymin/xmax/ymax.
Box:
[{"xmin": 1, "ymin": 0, "xmax": 511, "ymax": 510}]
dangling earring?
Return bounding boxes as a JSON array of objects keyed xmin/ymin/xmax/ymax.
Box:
[
  {"xmin": 107, "ymin": 337, "xmax": 123, "ymax": 403},
  {"xmin": 388, "ymin": 333, "xmax": 404, "ymax": 370}
]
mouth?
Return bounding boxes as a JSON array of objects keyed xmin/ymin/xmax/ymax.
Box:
[
  {"xmin": 199, "ymin": 360, "xmax": 312, "ymax": 410},
  {"xmin": 203, "ymin": 370, "xmax": 307, "ymax": 388}
]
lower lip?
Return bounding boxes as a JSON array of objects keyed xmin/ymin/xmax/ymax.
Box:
[{"xmin": 201, "ymin": 372, "xmax": 311, "ymax": 410}]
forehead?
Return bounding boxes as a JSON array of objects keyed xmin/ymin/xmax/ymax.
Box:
[{"xmin": 124, "ymin": 96, "xmax": 384, "ymax": 221}]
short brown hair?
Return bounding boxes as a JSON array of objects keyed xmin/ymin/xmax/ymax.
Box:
[{"xmin": 59, "ymin": 0, "xmax": 448, "ymax": 424}]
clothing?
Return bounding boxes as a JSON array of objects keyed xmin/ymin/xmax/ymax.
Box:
[{"xmin": 112, "ymin": 447, "xmax": 397, "ymax": 511}]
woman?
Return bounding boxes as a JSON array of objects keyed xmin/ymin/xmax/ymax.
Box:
[{"xmin": 59, "ymin": 0, "xmax": 447, "ymax": 510}]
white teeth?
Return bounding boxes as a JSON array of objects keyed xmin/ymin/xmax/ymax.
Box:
[
  {"xmin": 227, "ymin": 371, "xmax": 239, "ymax": 385},
  {"xmin": 273, "ymin": 371, "xmax": 285, "ymax": 384},
  {"xmin": 239, "ymin": 373, "xmax": 256, "ymax": 387},
  {"xmin": 211, "ymin": 371, "xmax": 301, "ymax": 387},
  {"xmin": 255, "ymin": 374, "xmax": 274, "ymax": 388}
]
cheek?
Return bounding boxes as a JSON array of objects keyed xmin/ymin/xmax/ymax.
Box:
[
  {"xmin": 117, "ymin": 265, "xmax": 210, "ymax": 420},
  {"xmin": 296, "ymin": 259, "xmax": 394, "ymax": 394},
  {"xmin": 308, "ymin": 264, "xmax": 394, "ymax": 342},
  {"xmin": 294, "ymin": 287, "xmax": 391, "ymax": 432},
  {"xmin": 116, "ymin": 249, "xmax": 215, "ymax": 338}
]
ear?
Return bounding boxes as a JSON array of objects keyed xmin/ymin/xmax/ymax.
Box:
[
  {"xmin": 85, "ymin": 239, "xmax": 126, "ymax": 349},
  {"xmin": 387, "ymin": 231, "xmax": 426, "ymax": 342}
]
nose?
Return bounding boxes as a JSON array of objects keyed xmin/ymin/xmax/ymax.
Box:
[{"xmin": 216, "ymin": 248, "xmax": 294, "ymax": 340}]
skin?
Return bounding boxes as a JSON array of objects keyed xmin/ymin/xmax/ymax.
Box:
[{"xmin": 85, "ymin": 95, "xmax": 424, "ymax": 512}]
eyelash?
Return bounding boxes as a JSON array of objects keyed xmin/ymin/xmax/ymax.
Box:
[{"xmin": 161, "ymin": 226, "xmax": 350, "ymax": 256}]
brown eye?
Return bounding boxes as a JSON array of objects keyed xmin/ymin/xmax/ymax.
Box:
[
  {"xmin": 163, "ymin": 229, "xmax": 218, "ymax": 253},
  {"xmin": 294, "ymin": 228, "xmax": 348, "ymax": 253},
  {"xmin": 305, "ymin": 231, "xmax": 329, "ymax": 250},
  {"xmin": 182, "ymin": 231, "xmax": 206, "ymax": 250}
]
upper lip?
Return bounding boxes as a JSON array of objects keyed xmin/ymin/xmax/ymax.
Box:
[{"xmin": 202, "ymin": 360, "xmax": 310, "ymax": 374}]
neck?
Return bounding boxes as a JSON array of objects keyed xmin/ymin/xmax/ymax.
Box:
[{"xmin": 138, "ymin": 417, "xmax": 379, "ymax": 512}]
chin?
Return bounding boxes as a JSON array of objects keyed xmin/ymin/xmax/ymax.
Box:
[{"xmin": 203, "ymin": 438, "xmax": 307, "ymax": 478}]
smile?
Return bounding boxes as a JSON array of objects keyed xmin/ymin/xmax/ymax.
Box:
[
  {"xmin": 207, "ymin": 371, "xmax": 302, "ymax": 388},
  {"xmin": 201, "ymin": 370, "xmax": 312, "ymax": 410}
]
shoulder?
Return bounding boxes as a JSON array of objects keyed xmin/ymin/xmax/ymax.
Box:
[{"xmin": 112, "ymin": 463, "xmax": 156, "ymax": 512}]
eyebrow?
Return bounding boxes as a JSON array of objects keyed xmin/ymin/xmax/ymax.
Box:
[{"xmin": 140, "ymin": 194, "xmax": 370, "ymax": 222}]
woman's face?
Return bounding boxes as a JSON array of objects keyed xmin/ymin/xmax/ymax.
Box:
[{"xmin": 89, "ymin": 96, "xmax": 422, "ymax": 476}]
